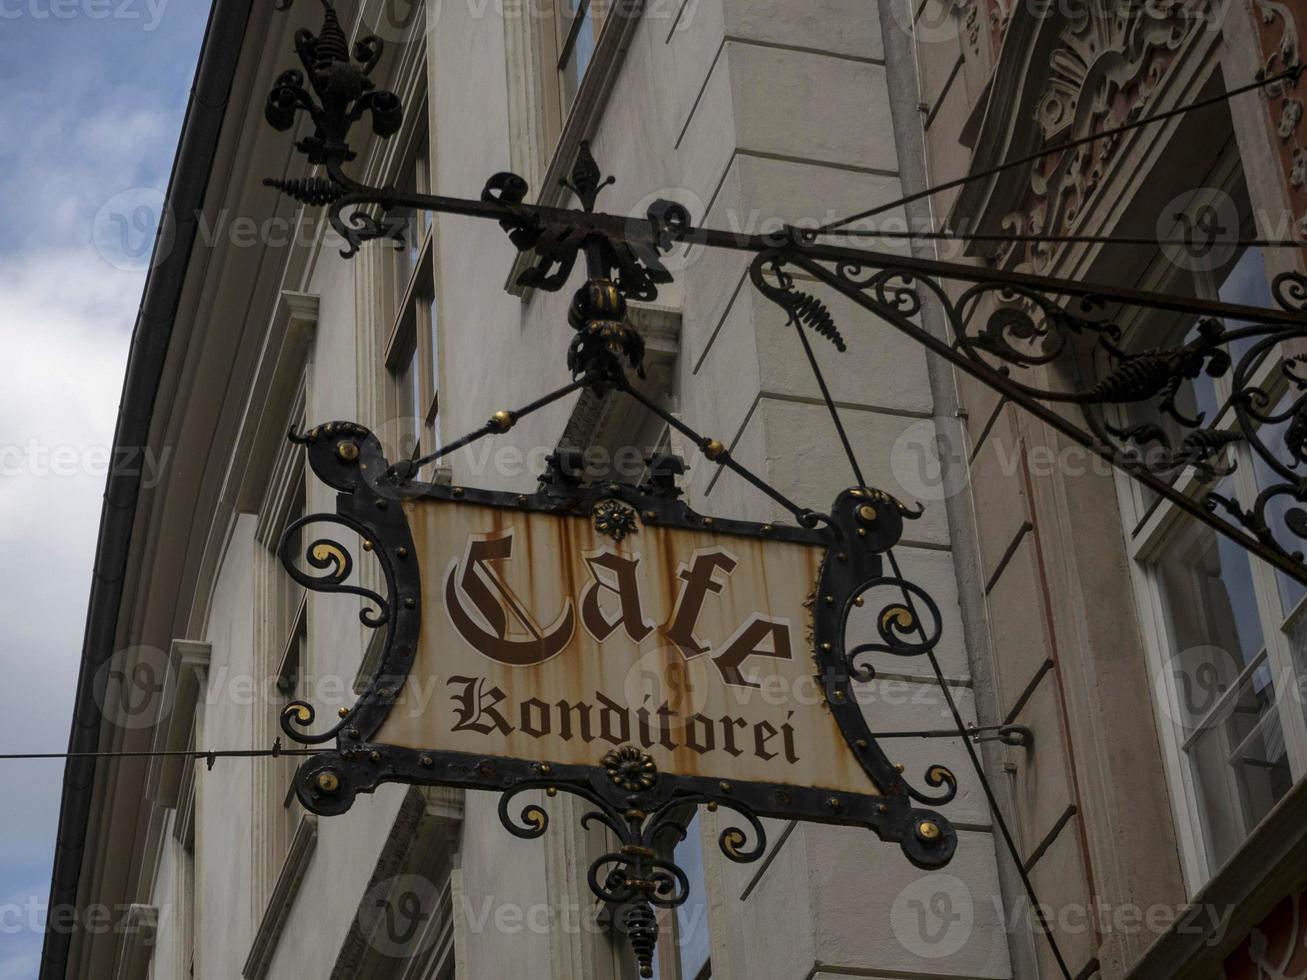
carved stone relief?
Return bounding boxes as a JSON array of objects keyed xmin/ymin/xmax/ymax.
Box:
[{"xmin": 997, "ymin": 0, "xmax": 1214, "ymax": 273}]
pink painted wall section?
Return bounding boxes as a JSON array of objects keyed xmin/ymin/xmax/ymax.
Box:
[{"xmin": 1249, "ymin": 0, "xmax": 1306, "ymax": 240}]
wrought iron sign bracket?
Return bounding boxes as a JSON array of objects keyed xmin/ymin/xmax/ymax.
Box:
[
  {"xmin": 261, "ymin": 0, "xmax": 1307, "ymax": 587},
  {"xmin": 260, "ymin": 5, "xmax": 1307, "ymax": 974}
]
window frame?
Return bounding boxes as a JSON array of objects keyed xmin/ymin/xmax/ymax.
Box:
[
  {"xmin": 384, "ymin": 124, "xmax": 442, "ymax": 463},
  {"xmin": 1109, "ymin": 215, "xmax": 1307, "ymax": 891}
]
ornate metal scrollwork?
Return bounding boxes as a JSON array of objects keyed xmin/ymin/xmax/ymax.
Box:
[
  {"xmin": 277, "ymin": 422, "xmax": 960, "ymax": 976},
  {"xmin": 753, "ymin": 249, "xmax": 1307, "ymax": 580},
  {"xmin": 494, "ymin": 749, "xmax": 766, "ymax": 977},
  {"xmin": 263, "ymin": 1, "xmax": 693, "ymax": 291}
]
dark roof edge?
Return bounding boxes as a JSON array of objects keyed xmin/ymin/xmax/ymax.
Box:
[{"xmin": 40, "ymin": 2, "xmax": 254, "ymax": 976}]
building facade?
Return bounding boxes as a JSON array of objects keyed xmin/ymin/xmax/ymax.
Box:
[{"xmin": 38, "ymin": 1, "xmax": 1307, "ymax": 979}]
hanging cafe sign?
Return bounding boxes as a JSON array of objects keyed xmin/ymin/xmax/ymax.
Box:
[{"xmin": 263, "ymin": 1, "xmax": 1307, "ymax": 973}]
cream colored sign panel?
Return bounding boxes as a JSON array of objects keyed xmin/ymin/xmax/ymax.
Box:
[{"xmin": 375, "ymin": 500, "xmax": 877, "ymax": 796}]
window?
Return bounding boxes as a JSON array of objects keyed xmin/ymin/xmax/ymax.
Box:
[
  {"xmin": 253, "ymin": 392, "xmax": 312, "ymax": 913},
  {"xmin": 651, "ymin": 811, "xmax": 712, "ymax": 980},
  {"xmin": 1112, "ymin": 169, "xmax": 1307, "ymax": 886},
  {"xmin": 558, "ymin": 0, "xmax": 604, "ymax": 108},
  {"xmin": 271, "ymin": 483, "xmax": 309, "ymax": 869},
  {"xmin": 385, "ymin": 128, "xmax": 441, "ymax": 462}
]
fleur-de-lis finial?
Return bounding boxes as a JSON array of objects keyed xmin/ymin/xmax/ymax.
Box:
[{"xmin": 561, "ymin": 140, "xmax": 616, "ymax": 212}]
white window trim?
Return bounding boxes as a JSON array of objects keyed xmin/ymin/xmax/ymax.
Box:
[{"xmin": 1109, "ymin": 244, "xmax": 1307, "ymax": 891}]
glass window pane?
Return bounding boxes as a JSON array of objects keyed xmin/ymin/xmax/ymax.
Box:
[
  {"xmin": 1184, "ymin": 664, "xmax": 1290, "ymax": 867},
  {"xmin": 395, "ymin": 343, "xmax": 421, "ymax": 459},
  {"xmin": 560, "ymin": 2, "xmax": 598, "ymax": 108},
  {"xmin": 674, "ymin": 815, "xmax": 711, "ymax": 979},
  {"xmin": 1155, "ymin": 481, "xmax": 1265, "ymax": 682}
]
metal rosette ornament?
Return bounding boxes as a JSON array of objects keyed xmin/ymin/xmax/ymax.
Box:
[{"xmin": 811, "ymin": 488, "xmax": 958, "ymax": 870}]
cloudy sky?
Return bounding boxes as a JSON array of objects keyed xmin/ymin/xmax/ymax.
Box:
[{"xmin": 0, "ymin": 2, "xmax": 211, "ymax": 975}]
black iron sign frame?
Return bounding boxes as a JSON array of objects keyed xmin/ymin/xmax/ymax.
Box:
[{"xmin": 280, "ymin": 423, "xmax": 958, "ymax": 975}]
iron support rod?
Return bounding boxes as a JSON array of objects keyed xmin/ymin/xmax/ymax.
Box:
[
  {"xmin": 614, "ymin": 378, "xmax": 825, "ymax": 528},
  {"xmin": 397, "ymin": 374, "xmax": 593, "ymax": 478},
  {"xmin": 339, "ymin": 187, "xmax": 1307, "ymax": 329},
  {"xmin": 785, "ymin": 254, "xmax": 1307, "ymax": 587}
]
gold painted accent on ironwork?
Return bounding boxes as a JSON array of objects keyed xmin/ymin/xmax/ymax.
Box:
[
  {"xmin": 525, "ymin": 808, "xmax": 547, "ymax": 831},
  {"xmin": 362, "ymin": 540, "xmax": 373, "ymax": 552},
  {"xmin": 707, "ymin": 802, "xmax": 718, "ymax": 812},
  {"xmin": 895, "ymin": 763, "xmax": 905, "ymax": 774},
  {"xmin": 316, "ymin": 772, "xmax": 340, "ymax": 794},
  {"xmin": 857, "ymin": 504, "xmax": 878, "ymax": 523},
  {"xmin": 337, "ymin": 707, "xmax": 349, "ymax": 718},
  {"xmin": 489, "ymin": 410, "xmax": 516, "ymax": 433},
  {"xmin": 284, "ymin": 704, "xmax": 312, "ymax": 724},
  {"xmin": 881, "ymin": 605, "xmax": 915, "ymax": 631},
  {"xmin": 704, "ymin": 439, "xmax": 725, "ymax": 460},
  {"xmin": 336, "ymin": 440, "xmax": 360, "ymax": 463},
  {"xmin": 853, "ymin": 596, "xmax": 864, "ymax": 607},
  {"xmin": 546, "ymin": 787, "xmax": 558, "ymax": 797},
  {"xmin": 539, "ymin": 762, "xmax": 552, "ymax": 775},
  {"xmin": 622, "ymin": 845, "xmax": 655, "ymax": 858},
  {"xmin": 721, "ymin": 829, "xmax": 747, "ymax": 858},
  {"xmin": 916, "ymin": 820, "xmax": 942, "ymax": 842},
  {"xmin": 311, "ymin": 542, "xmax": 347, "ymax": 570}
]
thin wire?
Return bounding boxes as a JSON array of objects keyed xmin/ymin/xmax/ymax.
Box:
[
  {"xmin": 615, "ymin": 376, "xmax": 826, "ymax": 527},
  {"xmin": 887, "ymin": 552, "xmax": 1075, "ymax": 980},
  {"xmin": 816, "ymin": 228, "xmax": 1307, "ymax": 250},
  {"xmin": 816, "ymin": 66, "xmax": 1304, "ymax": 235},
  {"xmin": 0, "ymin": 746, "xmax": 316, "ymax": 762},
  {"xmin": 788, "ymin": 307, "xmax": 1074, "ymax": 977},
  {"xmin": 790, "ymin": 316, "xmax": 865, "ymax": 487},
  {"xmin": 397, "ymin": 375, "xmax": 593, "ymax": 478}
]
